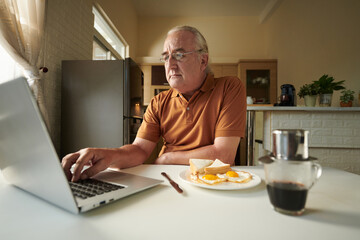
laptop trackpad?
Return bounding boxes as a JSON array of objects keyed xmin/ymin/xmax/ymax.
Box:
[{"xmin": 93, "ymin": 169, "xmax": 162, "ymax": 189}]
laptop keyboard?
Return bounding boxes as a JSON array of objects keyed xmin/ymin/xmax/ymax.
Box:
[{"xmin": 69, "ymin": 179, "xmax": 125, "ymax": 199}]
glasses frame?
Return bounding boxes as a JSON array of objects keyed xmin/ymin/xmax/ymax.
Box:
[{"xmin": 160, "ymin": 49, "xmax": 203, "ymax": 63}]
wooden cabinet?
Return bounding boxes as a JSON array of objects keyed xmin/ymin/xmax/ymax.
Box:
[
  {"xmin": 140, "ymin": 65, "xmax": 151, "ymax": 105},
  {"xmin": 238, "ymin": 60, "xmax": 277, "ymax": 104},
  {"xmin": 151, "ymin": 65, "xmax": 168, "ymax": 85},
  {"xmin": 210, "ymin": 64, "xmax": 238, "ymax": 78},
  {"xmin": 140, "ymin": 64, "xmax": 170, "ymax": 106}
]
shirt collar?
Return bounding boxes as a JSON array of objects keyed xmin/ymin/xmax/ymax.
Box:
[
  {"xmin": 199, "ymin": 74, "xmax": 215, "ymax": 92},
  {"xmin": 170, "ymin": 74, "xmax": 215, "ymax": 98}
]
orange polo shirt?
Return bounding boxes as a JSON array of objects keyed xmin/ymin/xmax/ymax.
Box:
[{"xmin": 136, "ymin": 74, "xmax": 246, "ymax": 156}]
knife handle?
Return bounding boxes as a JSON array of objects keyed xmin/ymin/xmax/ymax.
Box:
[
  {"xmin": 170, "ymin": 181, "xmax": 183, "ymax": 193},
  {"xmin": 161, "ymin": 172, "xmax": 183, "ymax": 194}
]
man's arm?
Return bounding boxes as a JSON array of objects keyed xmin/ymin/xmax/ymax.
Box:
[
  {"xmin": 61, "ymin": 137, "xmax": 157, "ymax": 182},
  {"xmin": 154, "ymin": 136, "xmax": 240, "ymax": 165}
]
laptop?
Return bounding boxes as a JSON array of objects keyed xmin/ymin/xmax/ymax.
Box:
[{"xmin": 0, "ymin": 77, "xmax": 163, "ymax": 214}]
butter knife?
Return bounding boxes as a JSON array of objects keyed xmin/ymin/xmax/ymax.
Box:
[{"xmin": 161, "ymin": 172, "xmax": 183, "ymax": 194}]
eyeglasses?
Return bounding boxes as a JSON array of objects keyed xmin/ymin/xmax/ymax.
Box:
[{"xmin": 160, "ymin": 49, "xmax": 203, "ymax": 63}]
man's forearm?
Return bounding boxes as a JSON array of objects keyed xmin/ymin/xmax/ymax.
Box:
[
  {"xmin": 110, "ymin": 144, "xmax": 149, "ymax": 169},
  {"xmin": 155, "ymin": 145, "xmax": 215, "ymax": 165},
  {"xmin": 155, "ymin": 137, "xmax": 240, "ymax": 165}
]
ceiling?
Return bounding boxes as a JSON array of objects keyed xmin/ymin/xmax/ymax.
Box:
[{"xmin": 131, "ymin": 0, "xmax": 281, "ymax": 19}]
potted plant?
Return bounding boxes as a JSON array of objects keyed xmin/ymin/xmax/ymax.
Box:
[
  {"xmin": 312, "ymin": 74, "xmax": 345, "ymax": 107},
  {"xmin": 297, "ymin": 83, "xmax": 320, "ymax": 106},
  {"xmin": 339, "ymin": 89, "xmax": 355, "ymax": 107}
]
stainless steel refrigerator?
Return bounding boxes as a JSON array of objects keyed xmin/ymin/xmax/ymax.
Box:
[{"xmin": 61, "ymin": 59, "xmax": 143, "ymax": 158}]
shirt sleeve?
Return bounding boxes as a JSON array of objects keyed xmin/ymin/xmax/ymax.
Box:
[{"xmin": 215, "ymin": 77, "xmax": 247, "ymax": 138}]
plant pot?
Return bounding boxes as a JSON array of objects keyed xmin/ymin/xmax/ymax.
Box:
[
  {"xmin": 304, "ymin": 95, "xmax": 317, "ymax": 107},
  {"xmin": 319, "ymin": 93, "xmax": 332, "ymax": 107},
  {"xmin": 340, "ymin": 101, "xmax": 352, "ymax": 107}
]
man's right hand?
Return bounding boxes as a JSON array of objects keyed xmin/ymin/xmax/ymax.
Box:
[
  {"xmin": 61, "ymin": 138, "xmax": 157, "ymax": 182},
  {"xmin": 61, "ymin": 148, "xmax": 116, "ymax": 182}
]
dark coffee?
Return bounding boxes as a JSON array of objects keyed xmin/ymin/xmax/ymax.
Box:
[{"xmin": 266, "ymin": 181, "xmax": 308, "ymax": 211}]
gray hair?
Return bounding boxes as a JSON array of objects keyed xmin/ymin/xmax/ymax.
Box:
[{"xmin": 167, "ymin": 26, "xmax": 212, "ymax": 74}]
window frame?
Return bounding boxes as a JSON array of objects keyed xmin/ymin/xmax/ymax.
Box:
[{"xmin": 92, "ymin": 5, "xmax": 128, "ymax": 60}]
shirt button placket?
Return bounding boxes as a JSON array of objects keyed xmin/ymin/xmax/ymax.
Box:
[{"xmin": 186, "ymin": 105, "xmax": 192, "ymax": 123}]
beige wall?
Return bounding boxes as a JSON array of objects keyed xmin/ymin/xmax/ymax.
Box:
[
  {"xmin": 96, "ymin": 0, "xmax": 138, "ymax": 58},
  {"xmin": 137, "ymin": 16, "xmax": 267, "ymax": 63},
  {"xmin": 135, "ymin": 0, "xmax": 360, "ymax": 106},
  {"xmin": 264, "ymin": 0, "xmax": 360, "ymax": 106}
]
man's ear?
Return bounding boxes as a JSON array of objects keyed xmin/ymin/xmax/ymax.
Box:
[{"xmin": 200, "ymin": 53, "xmax": 209, "ymax": 71}]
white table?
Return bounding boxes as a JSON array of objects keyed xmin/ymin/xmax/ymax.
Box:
[{"xmin": 1, "ymin": 165, "xmax": 359, "ymax": 240}]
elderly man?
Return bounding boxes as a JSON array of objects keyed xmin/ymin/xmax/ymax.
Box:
[{"xmin": 62, "ymin": 26, "xmax": 246, "ymax": 182}]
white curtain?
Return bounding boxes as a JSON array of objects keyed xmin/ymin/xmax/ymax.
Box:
[{"xmin": 0, "ymin": 0, "xmax": 48, "ymax": 126}]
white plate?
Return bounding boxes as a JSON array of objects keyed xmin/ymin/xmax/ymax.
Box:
[{"xmin": 178, "ymin": 169, "xmax": 261, "ymax": 190}]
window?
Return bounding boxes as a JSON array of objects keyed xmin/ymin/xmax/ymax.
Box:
[
  {"xmin": 0, "ymin": 44, "xmax": 23, "ymax": 83},
  {"xmin": 93, "ymin": 38, "xmax": 108, "ymax": 60},
  {"xmin": 92, "ymin": 6, "xmax": 127, "ymax": 60}
]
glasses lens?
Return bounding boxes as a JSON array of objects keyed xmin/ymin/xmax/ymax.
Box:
[
  {"xmin": 160, "ymin": 54, "xmax": 169, "ymax": 62},
  {"xmin": 174, "ymin": 52, "xmax": 184, "ymax": 61}
]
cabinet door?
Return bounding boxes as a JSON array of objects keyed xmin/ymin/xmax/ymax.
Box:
[
  {"xmin": 239, "ymin": 60, "xmax": 277, "ymax": 104},
  {"xmin": 210, "ymin": 64, "xmax": 238, "ymax": 78},
  {"xmin": 141, "ymin": 65, "xmax": 170, "ymax": 106},
  {"xmin": 151, "ymin": 65, "xmax": 168, "ymax": 85},
  {"xmin": 140, "ymin": 65, "xmax": 152, "ymax": 105}
]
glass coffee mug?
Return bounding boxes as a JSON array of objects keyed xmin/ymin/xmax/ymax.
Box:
[
  {"xmin": 260, "ymin": 129, "xmax": 322, "ymax": 215},
  {"xmin": 263, "ymin": 159, "xmax": 322, "ymax": 215}
]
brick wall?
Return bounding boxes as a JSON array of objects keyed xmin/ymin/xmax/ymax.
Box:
[
  {"xmin": 263, "ymin": 110, "xmax": 360, "ymax": 174},
  {"xmin": 42, "ymin": 0, "xmax": 94, "ymax": 153}
]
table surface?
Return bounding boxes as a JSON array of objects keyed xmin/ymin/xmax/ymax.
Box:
[{"xmin": 1, "ymin": 165, "xmax": 359, "ymax": 240}]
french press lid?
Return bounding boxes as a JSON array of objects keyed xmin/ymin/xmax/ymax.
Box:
[{"xmin": 259, "ymin": 129, "xmax": 317, "ymax": 163}]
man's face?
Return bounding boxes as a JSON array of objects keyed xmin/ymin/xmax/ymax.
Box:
[{"xmin": 162, "ymin": 30, "xmax": 208, "ymax": 96}]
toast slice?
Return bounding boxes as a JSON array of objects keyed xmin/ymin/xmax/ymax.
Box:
[
  {"xmin": 204, "ymin": 159, "xmax": 231, "ymax": 174},
  {"xmin": 189, "ymin": 159, "xmax": 214, "ymax": 175}
]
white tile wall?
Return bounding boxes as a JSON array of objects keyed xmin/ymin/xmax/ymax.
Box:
[
  {"xmin": 310, "ymin": 148, "xmax": 360, "ymax": 174},
  {"xmin": 268, "ymin": 111, "xmax": 360, "ymax": 148},
  {"xmin": 263, "ymin": 110, "xmax": 360, "ymax": 174}
]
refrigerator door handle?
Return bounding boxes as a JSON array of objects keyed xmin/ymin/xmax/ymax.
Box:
[{"xmin": 123, "ymin": 116, "xmax": 143, "ymax": 122}]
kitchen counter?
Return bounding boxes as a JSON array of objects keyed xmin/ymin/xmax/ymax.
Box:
[{"xmin": 246, "ymin": 106, "xmax": 360, "ymax": 174}]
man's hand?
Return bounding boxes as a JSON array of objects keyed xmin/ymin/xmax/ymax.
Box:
[
  {"xmin": 61, "ymin": 148, "xmax": 116, "ymax": 182},
  {"xmin": 61, "ymin": 138, "xmax": 157, "ymax": 182}
]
